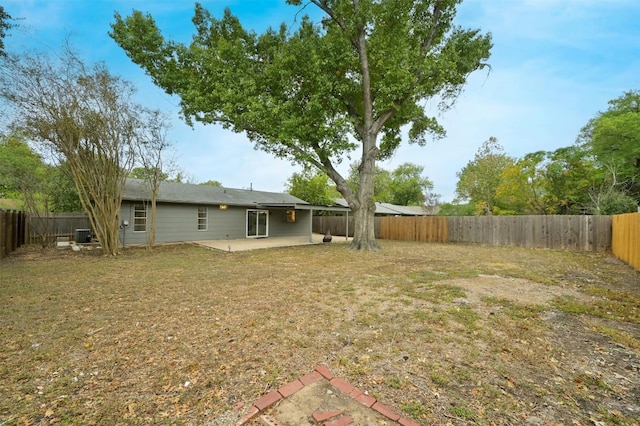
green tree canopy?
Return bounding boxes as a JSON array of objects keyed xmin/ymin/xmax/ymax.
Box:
[
  {"xmin": 455, "ymin": 137, "xmax": 514, "ymax": 215},
  {"xmin": 0, "ymin": 135, "xmax": 83, "ymax": 213},
  {"xmin": 346, "ymin": 163, "xmax": 392, "ymax": 203},
  {"xmin": 200, "ymin": 180, "xmax": 222, "ymax": 187},
  {"xmin": 286, "ymin": 168, "xmax": 339, "ymax": 206},
  {"xmin": 389, "ymin": 162, "xmax": 437, "ymax": 206},
  {"xmin": 0, "ymin": 133, "xmax": 48, "ymax": 207},
  {"xmin": 49, "ymin": 161, "xmax": 83, "ymax": 212},
  {"xmin": 346, "ymin": 162, "xmax": 437, "ymax": 206},
  {"xmin": 578, "ymin": 90, "xmax": 640, "ymax": 201},
  {"xmin": 130, "ymin": 167, "xmax": 169, "ymax": 181},
  {"xmin": 437, "ymin": 201, "xmax": 474, "ymax": 216},
  {"xmin": 496, "ymin": 148, "xmax": 587, "ymax": 215},
  {"xmin": 110, "ymin": 0, "xmax": 492, "ymax": 250},
  {"xmin": 0, "ymin": 6, "xmax": 14, "ymax": 57}
]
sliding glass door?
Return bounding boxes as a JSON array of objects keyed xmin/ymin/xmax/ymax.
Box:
[{"xmin": 247, "ymin": 209, "xmax": 268, "ymax": 238}]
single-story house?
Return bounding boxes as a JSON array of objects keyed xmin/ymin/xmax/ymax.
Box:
[{"xmin": 120, "ymin": 179, "xmax": 347, "ymax": 245}]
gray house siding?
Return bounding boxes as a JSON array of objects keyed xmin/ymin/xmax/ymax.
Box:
[
  {"xmin": 268, "ymin": 208, "xmax": 311, "ymax": 238},
  {"xmin": 120, "ymin": 201, "xmax": 311, "ymax": 244}
]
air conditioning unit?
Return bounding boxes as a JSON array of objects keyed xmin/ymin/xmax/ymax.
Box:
[{"xmin": 75, "ymin": 229, "xmax": 91, "ymax": 243}]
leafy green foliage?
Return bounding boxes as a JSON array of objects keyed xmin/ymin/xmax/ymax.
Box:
[
  {"xmin": 347, "ymin": 162, "xmax": 437, "ymax": 206},
  {"xmin": 389, "ymin": 162, "xmax": 438, "ymax": 206},
  {"xmin": 455, "ymin": 137, "xmax": 514, "ymax": 215},
  {"xmin": 0, "ymin": 134, "xmax": 50, "ymax": 209},
  {"xmin": 579, "ymin": 90, "xmax": 640, "ymax": 199},
  {"xmin": 0, "ymin": 6, "xmax": 13, "ymax": 57},
  {"xmin": 199, "ymin": 180, "xmax": 222, "ymax": 187},
  {"xmin": 110, "ymin": 0, "xmax": 492, "ymax": 249},
  {"xmin": 0, "ymin": 136, "xmax": 83, "ymax": 212},
  {"xmin": 496, "ymin": 147, "xmax": 597, "ymax": 215},
  {"xmin": 346, "ymin": 163, "xmax": 392, "ymax": 203},
  {"xmin": 129, "ymin": 167, "xmax": 169, "ymax": 182},
  {"xmin": 593, "ymin": 189, "xmax": 637, "ymax": 214},
  {"xmin": 437, "ymin": 201, "xmax": 475, "ymax": 216},
  {"xmin": 285, "ymin": 168, "xmax": 339, "ymax": 205},
  {"xmin": 49, "ymin": 162, "xmax": 83, "ymax": 212}
]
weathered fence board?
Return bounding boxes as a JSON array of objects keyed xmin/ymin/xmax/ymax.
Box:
[
  {"xmin": 448, "ymin": 215, "xmax": 611, "ymax": 251},
  {"xmin": 26, "ymin": 213, "xmax": 91, "ymax": 245},
  {"xmin": 380, "ymin": 216, "xmax": 448, "ymax": 243},
  {"xmin": 313, "ymin": 215, "xmax": 612, "ymax": 251},
  {"xmin": 313, "ymin": 216, "xmax": 359, "ymax": 237},
  {"xmin": 612, "ymin": 213, "xmax": 640, "ymax": 270},
  {"xmin": 0, "ymin": 210, "xmax": 27, "ymax": 259}
]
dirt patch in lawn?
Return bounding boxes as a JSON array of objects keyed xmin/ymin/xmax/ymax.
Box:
[
  {"xmin": 448, "ymin": 274, "xmax": 584, "ymax": 305},
  {"xmin": 1, "ymin": 242, "xmax": 639, "ymax": 425}
]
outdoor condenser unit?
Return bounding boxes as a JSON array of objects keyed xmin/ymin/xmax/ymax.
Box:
[{"xmin": 75, "ymin": 228, "xmax": 91, "ymax": 243}]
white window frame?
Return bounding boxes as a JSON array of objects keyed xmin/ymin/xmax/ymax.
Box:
[
  {"xmin": 197, "ymin": 207, "xmax": 208, "ymax": 231},
  {"xmin": 133, "ymin": 203, "xmax": 147, "ymax": 232}
]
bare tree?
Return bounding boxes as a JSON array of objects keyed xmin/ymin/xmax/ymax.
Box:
[
  {"xmin": 0, "ymin": 46, "xmax": 161, "ymax": 255},
  {"xmin": 133, "ymin": 110, "xmax": 175, "ymax": 249}
]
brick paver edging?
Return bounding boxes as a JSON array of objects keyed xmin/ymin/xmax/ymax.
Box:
[{"xmin": 235, "ymin": 365, "xmax": 421, "ymax": 426}]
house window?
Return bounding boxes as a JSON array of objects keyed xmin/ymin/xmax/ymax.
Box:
[
  {"xmin": 133, "ymin": 203, "xmax": 147, "ymax": 232},
  {"xmin": 197, "ymin": 207, "xmax": 208, "ymax": 230},
  {"xmin": 247, "ymin": 209, "xmax": 268, "ymax": 238}
]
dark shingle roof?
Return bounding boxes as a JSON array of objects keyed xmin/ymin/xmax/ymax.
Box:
[
  {"xmin": 122, "ymin": 179, "xmax": 309, "ymax": 207},
  {"xmin": 334, "ymin": 198, "xmax": 437, "ymax": 215}
]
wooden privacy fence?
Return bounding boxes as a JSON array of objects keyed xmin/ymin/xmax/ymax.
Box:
[
  {"xmin": 25, "ymin": 213, "xmax": 91, "ymax": 245},
  {"xmin": 313, "ymin": 214, "xmax": 612, "ymax": 251},
  {"xmin": 0, "ymin": 210, "xmax": 27, "ymax": 259},
  {"xmin": 612, "ymin": 212, "xmax": 640, "ymax": 270},
  {"xmin": 447, "ymin": 215, "xmax": 611, "ymax": 251},
  {"xmin": 380, "ymin": 216, "xmax": 448, "ymax": 243},
  {"xmin": 0, "ymin": 212, "xmax": 92, "ymax": 257},
  {"xmin": 313, "ymin": 216, "xmax": 359, "ymax": 237}
]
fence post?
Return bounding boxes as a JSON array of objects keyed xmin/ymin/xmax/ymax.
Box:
[{"xmin": 0, "ymin": 211, "xmax": 6, "ymax": 258}]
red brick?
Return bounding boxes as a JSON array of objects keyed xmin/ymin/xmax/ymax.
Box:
[
  {"xmin": 315, "ymin": 364, "xmax": 334, "ymax": 380},
  {"xmin": 312, "ymin": 410, "xmax": 343, "ymax": 423},
  {"xmin": 324, "ymin": 415, "xmax": 354, "ymax": 426},
  {"xmin": 354, "ymin": 393, "xmax": 376, "ymax": 407},
  {"xmin": 399, "ymin": 416, "xmax": 422, "ymax": 426},
  {"xmin": 253, "ymin": 390, "xmax": 282, "ymax": 411},
  {"xmin": 235, "ymin": 405, "xmax": 259, "ymax": 425},
  {"xmin": 329, "ymin": 377, "xmax": 355, "ymax": 395},
  {"xmin": 372, "ymin": 401, "xmax": 401, "ymax": 421},
  {"xmin": 299, "ymin": 371, "xmax": 323, "ymax": 386},
  {"xmin": 348, "ymin": 387, "xmax": 362, "ymax": 398},
  {"xmin": 278, "ymin": 379, "xmax": 304, "ymax": 398}
]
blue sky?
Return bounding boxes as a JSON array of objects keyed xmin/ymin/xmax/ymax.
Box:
[{"xmin": 3, "ymin": 0, "xmax": 639, "ymax": 202}]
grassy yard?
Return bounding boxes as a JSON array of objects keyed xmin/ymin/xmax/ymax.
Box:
[{"xmin": 1, "ymin": 241, "xmax": 639, "ymax": 425}]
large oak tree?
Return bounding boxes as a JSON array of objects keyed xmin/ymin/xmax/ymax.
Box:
[{"xmin": 111, "ymin": 0, "xmax": 491, "ymax": 250}]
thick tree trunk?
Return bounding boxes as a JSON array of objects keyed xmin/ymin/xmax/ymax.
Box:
[
  {"xmin": 349, "ymin": 140, "xmax": 380, "ymax": 251},
  {"xmin": 350, "ymin": 202, "xmax": 379, "ymax": 251}
]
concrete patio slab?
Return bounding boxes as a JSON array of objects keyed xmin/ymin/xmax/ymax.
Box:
[{"xmin": 194, "ymin": 234, "xmax": 351, "ymax": 252}]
